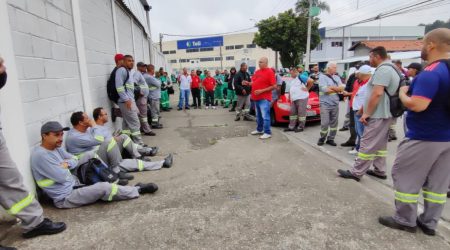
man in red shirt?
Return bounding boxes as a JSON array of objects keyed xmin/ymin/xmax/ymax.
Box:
[
  {"xmin": 203, "ymin": 71, "xmax": 217, "ymax": 109},
  {"xmin": 191, "ymin": 70, "xmax": 201, "ymax": 109},
  {"xmin": 250, "ymin": 57, "xmax": 277, "ymax": 139}
]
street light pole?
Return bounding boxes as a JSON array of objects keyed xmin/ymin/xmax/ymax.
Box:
[
  {"xmin": 304, "ymin": 0, "xmax": 312, "ymax": 71},
  {"xmin": 144, "ymin": 5, "xmax": 153, "ymax": 64}
]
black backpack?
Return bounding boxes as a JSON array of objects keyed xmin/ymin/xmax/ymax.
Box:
[
  {"xmin": 440, "ymin": 59, "xmax": 450, "ymax": 112},
  {"xmin": 75, "ymin": 158, "xmax": 118, "ymax": 185},
  {"xmin": 107, "ymin": 67, "xmax": 129, "ymax": 103},
  {"xmin": 379, "ymin": 64, "xmax": 408, "ymax": 118}
]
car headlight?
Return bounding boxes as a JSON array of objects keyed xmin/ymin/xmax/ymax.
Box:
[
  {"xmin": 278, "ymin": 103, "xmax": 291, "ymax": 111},
  {"xmin": 307, "ymin": 105, "xmax": 311, "ymax": 109}
]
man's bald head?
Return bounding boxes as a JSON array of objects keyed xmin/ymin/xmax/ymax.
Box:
[
  {"xmin": 258, "ymin": 57, "xmax": 269, "ymax": 69},
  {"xmin": 421, "ymin": 28, "xmax": 450, "ymax": 61}
]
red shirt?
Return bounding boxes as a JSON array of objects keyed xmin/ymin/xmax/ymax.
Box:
[
  {"xmin": 203, "ymin": 77, "xmax": 216, "ymax": 91},
  {"xmin": 191, "ymin": 75, "xmax": 200, "ymax": 89},
  {"xmin": 350, "ymin": 78, "xmax": 369, "ymax": 108},
  {"xmin": 251, "ymin": 68, "xmax": 276, "ymax": 101}
]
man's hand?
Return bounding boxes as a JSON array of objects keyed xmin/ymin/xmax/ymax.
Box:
[
  {"xmin": 242, "ymin": 80, "xmax": 250, "ymax": 86},
  {"xmin": 400, "ymin": 86, "xmax": 409, "ymax": 96},
  {"xmin": 125, "ymin": 99, "xmax": 132, "ymax": 110},
  {"xmin": 242, "ymin": 90, "xmax": 247, "ymax": 95},
  {"xmin": 301, "ymin": 87, "xmax": 308, "ymax": 92},
  {"xmin": 254, "ymin": 89, "xmax": 263, "ymax": 95},
  {"xmin": 360, "ymin": 113, "xmax": 370, "ymax": 126},
  {"xmin": 114, "ymin": 136, "xmax": 121, "ymax": 141},
  {"xmin": 61, "ymin": 162, "xmax": 69, "ymax": 169}
]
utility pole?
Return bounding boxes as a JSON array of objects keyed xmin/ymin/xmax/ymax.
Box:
[
  {"xmin": 304, "ymin": 0, "xmax": 312, "ymax": 71},
  {"xmin": 275, "ymin": 51, "xmax": 278, "ymax": 70},
  {"xmin": 219, "ymin": 46, "xmax": 223, "ymax": 71},
  {"xmin": 144, "ymin": 5, "xmax": 153, "ymax": 64},
  {"xmin": 159, "ymin": 33, "xmax": 163, "ymax": 52},
  {"xmin": 341, "ymin": 26, "xmax": 345, "ymax": 59}
]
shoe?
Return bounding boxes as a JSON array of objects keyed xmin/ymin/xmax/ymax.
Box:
[
  {"xmin": 152, "ymin": 124, "xmax": 163, "ymax": 129},
  {"xmin": 234, "ymin": 116, "xmax": 241, "ymax": 121},
  {"xmin": 243, "ymin": 116, "xmax": 252, "ymax": 121},
  {"xmin": 22, "ymin": 218, "xmax": 66, "ymax": 239},
  {"xmin": 340, "ymin": 141, "xmax": 356, "ymax": 147},
  {"xmin": 229, "ymin": 108, "xmax": 235, "ymax": 112},
  {"xmin": 118, "ymin": 171, "xmax": 134, "ymax": 180},
  {"xmin": 212, "ymin": 106, "xmax": 217, "ymax": 110},
  {"xmin": 205, "ymin": 106, "xmax": 209, "ymax": 109},
  {"xmin": 294, "ymin": 127, "xmax": 304, "ymax": 133},
  {"xmin": 378, "ymin": 216, "xmax": 417, "ymax": 233},
  {"xmin": 326, "ymin": 140, "xmax": 337, "ymax": 146},
  {"xmin": 149, "ymin": 146, "xmax": 159, "ymax": 156},
  {"xmin": 448, "ymin": 192, "xmax": 450, "ymax": 198},
  {"xmin": 251, "ymin": 130, "xmax": 263, "ymax": 135},
  {"xmin": 136, "ymin": 182, "xmax": 158, "ymax": 194},
  {"xmin": 366, "ymin": 169, "xmax": 387, "ymax": 180},
  {"xmin": 348, "ymin": 149, "xmax": 358, "ymax": 155},
  {"xmin": 117, "ymin": 179, "xmax": 129, "ymax": 185},
  {"xmin": 185, "ymin": 107, "xmax": 190, "ymax": 110},
  {"xmin": 0, "ymin": 245, "xmax": 17, "ymax": 250},
  {"xmin": 284, "ymin": 128, "xmax": 295, "ymax": 132},
  {"xmin": 337, "ymin": 169, "xmax": 360, "ymax": 182},
  {"xmin": 339, "ymin": 127, "xmax": 349, "ymax": 131},
  {"xmin": 163, "ymin": 153, "xmax": 173, "ymax": 168},
  {"xmin": 417, "ymin": 219, "xmax": 436, "ymax": 236},
  {"xmin": 144, "ymin": 131, "xmax": 156, "ymax": 136},
  {"xmin": 317, "ymin": 138, "xmax": 325, "ymax": 146},
  {"xmin": 259, "ymin": 133, "xmax": 272, "ymax": 139},
  {"xmin": 194, "ymin": 106, "xmax": 198, "ymax": 109},
  {"xmin": 177, "ymin": 108, "xmax": 182, "ymax": 111},
  {"xmin": 388, "ymin": 136, "xmax": 398, "ymax": 142}
]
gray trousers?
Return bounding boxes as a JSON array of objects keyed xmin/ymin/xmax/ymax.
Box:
[
  {"xmin": 320, "ymin": 105, "xmax": 339, "ymax": 140},
  {"xmin": 236, "ymin": 95, "xmax": 251, "ymax": 118},
  {"xmin": 136, "ymin": 96, "xmax": 152, "ymax": 133},
  {"xmin": 118, "ymin": 101, "xmax": 143, "ymax": 145},
  {"xmin": 149, "ymin": 99, "xmax": 160, "ymax": 124},
  {"xmin": 115, "ymin": 134, "xmax": 141, "ymax": 158},
  {"xmin": 392, "ymin": 139, "xmax": 450, "ymax": 229},
  {"xmin": 389, "ymin": 118, "xmax": 397, "ymax": 138},
  {"xmin": 350, "ymin": 118, "xmax": 391, "ymax": 178},
  {"xmin": 0, "ymin": 132, "xmax": 44, "ymax": 231},
  {"xmin": 289, "ymin": 98, "xmax": 308, "ymax": 129},
  {"xmin": 54, "ymin": 182, "xmax": 140, "ymax": 209}
]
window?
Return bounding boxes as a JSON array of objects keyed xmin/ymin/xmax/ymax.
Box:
[
  {"xmin": 169, "ymin": 59, "xmax": 177, "ymax": 63},
  {"xmin": 186, "ymin": 48, "xmax": 199, "ymax": 53},
  {"xmin": 200, "ymin": 47, "xmax": 214, "ymax": 52},
  {"xmin": 225, "ymin": 45, "xmax": 234, "ymax": 50},
  {"xmin": 226, "ymin": 56, "xmax": 234, "ymax": 61},
  {"xmin": 162, "ymin": 51, "xmax": 170, "ymax": 54},
  {"xmin": 214, "ymin": 57, "xmax": 222, "ymax": 61},
  {"xmin": 234, "ymin": 45, "xmax": 244, "ymax": 49},
  {"xmin": 200, "ymin": 57, "xmax": 214, "ymax": 62},
  {"xmin": 179, "ymin": 59, "xmax": 189, "ymax": 63},
  {"xmin": 331, "ymin": 41, "xmax": 343, "ymax": 47},
  {"xmin": 169, "ymin": 50, "xmax": 176, "ymax": 54},
  {"xmin": 246, "ymin": 44, "xmax": 256, "ymax": 48},
  {"xmin": 316, "ymin": 43, "xmax": 323, "ymax": 51}
]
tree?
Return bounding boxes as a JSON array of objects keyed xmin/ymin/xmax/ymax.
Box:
[
  {"xmin": 295, "ymin": 0, "xmax": 330, "ymax": 16},
  {"xmin": 419, "ymin": 19, "xmax": 450, "ymax": 33},
  {"xmin": 253, "ymin": 9, "xmax": 321, "ymax": 68}
]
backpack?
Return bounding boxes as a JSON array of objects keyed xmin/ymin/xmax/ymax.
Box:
[
  {"xmin": 439, "ymin": 59, "xmax": 450, "ymax": 112},
  {"xmin": 75, "ymin": 158, "xmax": 118, "ymax": 185},
  {"xmin": 107, "ymin": 67, "xmax": 129, "ymax": 103},
  {"xmin": 378, "ymin": 64, "xmax": 408, "ymax": 118}
]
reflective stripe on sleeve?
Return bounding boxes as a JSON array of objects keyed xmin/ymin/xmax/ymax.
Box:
[{"xmin": 36, "ymin": 179, "xmax": 55, "ymax": 188}]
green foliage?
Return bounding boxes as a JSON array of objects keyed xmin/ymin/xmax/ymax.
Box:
[
  {"xmin": 419, "ymin": 19, "xmax": 450, "ymax": 33},
  {"xmin": 295, "ymin": 0, "xmax": 330, "ymax": 16}
]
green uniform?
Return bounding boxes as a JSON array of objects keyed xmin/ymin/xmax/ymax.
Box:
[
  {"xmin": 200, "ymin": 73, "xmax": 206, "ymax": 104},
  {"xmin": 214, "ymin": 74, "xmax": 225, "ymax": 105},
  {"xmin": 160, "ymin": 75, "xmax": 170, "ymax": 109}
]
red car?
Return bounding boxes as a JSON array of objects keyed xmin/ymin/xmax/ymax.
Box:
[{"xmin": 271, "ymin": 79, "xmax": 321, "ymax": 125}]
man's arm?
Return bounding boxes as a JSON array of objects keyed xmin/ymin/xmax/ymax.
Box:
[
  {"xmin": 318, "ymin": 75, "xmax": 337, "ymax": 94},
  {"xmin": 58, "ymin": 148, "xmax": 79, "ymax": 170},
  {"xmin": 364, "ymin": 85, "xmax": 384, "ymax": 116},
  {"xmin": 399, "ymin": 87, "xmax": 431, "ymax": 112},
  {"xmin": 115, "ymin": 68, "xmax": 129, "ymax": 102},
  {"xmin": 399, "ymin": 72, "xmax": 438, "ymax": 112},
  {"xmin": 33, "ymin": 153, "xmax": 72, "ymax": 183}
]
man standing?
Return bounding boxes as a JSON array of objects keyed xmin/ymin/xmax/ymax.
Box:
[
  {"xmin": 338, "ymin": 46, "xmax": 400, "ymax": 181},
  {"xmin": 234, "ymin": 63, "xmax": 252, "ymax": 121},
  {"xmin": 225, "ymin": 68, "xmax": 237, "ymax": 111},
  {"xmin": 317, "ymin": 62, "xmax": 345, "ymax": 146},
  {"xmin": 203, "ymin": 71, "xmax": 216, "ymax": 109},
  {"xmin": 250, "ymin": 57, "xmax": 277, "ymax": 139},
  {"xmin": 115, "ymin": 55, "xmax": 144, "ymax": 145},
  {"xmin": 284, "ymin": 68, "xmax": 313, "ymax": 132},
  {"xmin": 159, "ymin": 69, "xmax": 171, "ymax": 112},
  {"xmin": 191, "ymin": 70, "xmax": 201, "ymax": 109},
  {"xmin": 214, "ymin": 70, "xmax": 225, "ymax": 106},
  {"xmin": 145, "ymin": 64, "xmax": 163, "ymax": 129},
  {"xmin": 177, "ymin": 68, "xmax": 191, "ymax": 110},
  {"xmin": 0, "ymin": 58, "xmax": 66, "ymax": 243},
  {"xmin": 135, "ymin": 62, "xmax": 155, "ymax": 136},
  {"xmin": 378, "ymin": 28, "xmax": 450, "ymax": 235},
  {"xmin": 108, "ymin": 54, "xmax": 125, "ymax": 122}
]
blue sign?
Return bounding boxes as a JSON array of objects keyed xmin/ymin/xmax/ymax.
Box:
[{"xmin": 177, "ymin": 36, "xmax": 224, "ymax": 50}]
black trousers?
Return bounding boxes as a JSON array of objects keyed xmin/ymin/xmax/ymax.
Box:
[
  {"xmin": 347, "ymin": 108, "xmax": 357, "ymax": 143},
  {"xmin": 205, "ymin": 91, "xmax": 215, "ymax": 106},
  {"xmin": 192, "ymin": 88, "xmax": 201, "ymax": 107}
]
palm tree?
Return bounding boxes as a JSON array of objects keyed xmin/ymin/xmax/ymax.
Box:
[{"xmin": 295, "ymin": 0, "xmax": 330, "ymax": 16}]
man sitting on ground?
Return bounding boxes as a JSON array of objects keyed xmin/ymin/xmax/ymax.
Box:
[{"xmin": 31, "ymin": 121, "xmax": 159, "ymax": 209}]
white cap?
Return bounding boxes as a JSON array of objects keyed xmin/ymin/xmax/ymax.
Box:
[{"xmin": 358, "ymin": 65, "xmax": 372, "ymax": 75}]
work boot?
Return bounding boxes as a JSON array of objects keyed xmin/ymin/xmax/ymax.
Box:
[
  {"xmin": 22, "ymin": 218, "xmax": 66, "ymax": 239},
  {"xmin": 143, "ymin": 131, "xmax": 156, "ymax": 136},
  {"xmin": 284, "ymin": 128, "xmax": 295, "ymax": 132},
  {"xmin": 229, "ymin": 101, "xmax": 237, "ymax": 112},
  {"xmin": 117, "ymin": 179, "xmax": 129, "ymax": 186},
  {"xmin": 378, "ymin": 216, "xmax": 417, "ymax": 233},
  {"xmin": 326, "ymin": 140, "xmax": 337, "ymax": 146},
  {"xmin": 234, "ymin": 116, "xmax": 241, "ymax": 121},
  {"xmin": 294, "ymin": 127, "xmax": 304, "ymax": 133},
  {"xmin": 366, "ymin": 169, "xmax": 387, "ymax": 180},
  {"xmin": 136, "ymin": 183, "xmax": 158, "ymax": 194},
  {"xmin": 339, "ymin": 127, "xmax": 349, "ymax": 131},
  {"xmin": 317, "ymin": 138, "xmax": 325, "ymax": 146},
  {"xmin": 417, "ymin": 218, "xmax": 436, "ymax": 236},
  {"xmin": 337, "ymin": 169, "xmax": 360, "ymax": 182},
  {"xmin": 0, "ymin": 245, "xmax": 17, "ymax": 250},
  {"xmin": 152, "ymin": 123, "xmax": 163, "ymax": 129},
  {"xmin": 118, "ymin": 171, "xmax": 134, "ymax": 180},
  {"xmin": 340, "ymin": 141, "xmax": 356, "ymax": 147},
  {"xmin": 243, "ymin": 116, "xmax": 252, "ymax": 121},
  {"xmin": 149, "ymin": 146, "xmax": 159, "ymax": 156},
  {"xmin": 163, "ymin": 154, "xmax": 173, "ymax": 168}
]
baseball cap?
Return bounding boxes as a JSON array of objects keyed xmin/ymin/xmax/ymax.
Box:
[
  {"xmin": 136, "ymin": 62, "xmax": 146, "ymax": 68},
  {"xmin": 406, "ymin": 62, "xmax": 423, "ymax": 72},
  {"xmin": 114, "ymin": 54, "xmax": 124, "ymax": 62},
  {"xmin": 41, "ymin": 121, "xmax": 69, "ymax": 134},
  {"xmin": 358, "ymin": 65, "xmax": 373, "ymax": 75}
]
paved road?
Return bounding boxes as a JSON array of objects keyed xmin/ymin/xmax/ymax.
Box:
[{"xmin": 2, "ymin": 102, "xmax": 450, "ymax": 249}]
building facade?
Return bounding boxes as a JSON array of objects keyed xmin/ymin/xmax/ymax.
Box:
[{"xmin": 159, "ymin": 32, "xmax": 282, "ymax": 74}]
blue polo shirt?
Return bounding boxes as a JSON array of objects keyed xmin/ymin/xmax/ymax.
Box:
[{"xmin": 406, "ymin": 60, "xmax": 450, "ymax": 141}]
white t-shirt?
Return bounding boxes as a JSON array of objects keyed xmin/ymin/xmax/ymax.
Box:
[
  {"xmin": 353, "ymin": 84, "xmax": 368, "ymax": 111},
  {"xmin": 179, "ymin": 74, "xmax": 192, "ymax": 90},
  {"xmin": 289, "ymin": 77, "xmax": 309, "ymax": 101}
]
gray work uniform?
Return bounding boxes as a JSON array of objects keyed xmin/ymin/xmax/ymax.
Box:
[
  {"xmin": 115, "ymin": 67, "xmax": 143, "ymax": 145},
  {"xmin": 134, "ymin": 71, "xmax": 152, "ymax": 133},
  {"xmin": 288, "ymin": 77, "xmax": 309, "ymax": 130},
  {"xmin": 318, "ymin": 73, "xmax": 342, "ymax": 141},
  {"xmin": 145, "ymin": 74, "xmax": 162, "ymax": 125},
  {"xmin": 95, "ymin": 124, "xmax": 141, "ymax": 158},
  {"xmin": 65, "ymin": 128, "xmax": 164, "ymax": 173},
  {"xmin": 350, "ymin": 62, "xmax": 399, "ymax": 178},
  {"xmin": 30, "ymin": 146, "xmax": 140, "ymax": 208}
]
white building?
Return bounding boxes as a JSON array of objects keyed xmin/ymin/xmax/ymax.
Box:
[{"xmin": 0, "ymin": 0, "xmax": 168, "ymax": 220}]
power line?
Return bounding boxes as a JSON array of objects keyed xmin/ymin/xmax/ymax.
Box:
[{"xmin": 161, "ymin": 27, "xmax": 257, "ymax": 38}]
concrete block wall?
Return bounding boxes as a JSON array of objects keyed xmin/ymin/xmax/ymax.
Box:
[
  {"xmin": 132, "ymin": 21, "xmax": 144, "ymax": 63},
  {"xmin": 116, "ymin": 3, "xmax": 134, "ymax": 56}
]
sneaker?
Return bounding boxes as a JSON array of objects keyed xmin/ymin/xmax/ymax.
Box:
[
  {"xmin": 251, "ymin": 130, "xmax": 263, "ymax": 135},
  {"xmin": 163, "ymin": 154, "xmax": 173, "ymax": 168},
  {"xmin": 417, "ymin": 219, "xmax": 436, "ymax": 236},
  {"xmin": 259, "ymin": 133, "xmax": 272, "ymax": 139},
  {"xmin": 378, "ymin": 216, "xmax": 417, "ymax": 233},
  {"xmin": 118, "ymin": 171, "xmax": 134, "ymax": 180},
  {"xmin": 22, "ymin": 218, "xmax": 66, "ymax": 239},
  {"xmin": 136, "ymin": 182, "xmax": 158, "ymax": 194},
  {"xmin": 205, "ymin": 106, "xmax": 209, "ymax": 109},
  {"xmin": 212, "ymin": 106, "xmax": 217, "ymax": 110},
  {"xmin": 337, "ymin": 169, "xmax": 360, "ymax": 182},
  {"xmin": 326, "ymin": 140, "xmax": 337, "ymax": 146},
  {"xmin": 348, "ymin": 149, "xmax": 358, "ymax": 155},
  {"xmin": 366, "ymin": 169, "xmax": 387, "ymax": 180}
]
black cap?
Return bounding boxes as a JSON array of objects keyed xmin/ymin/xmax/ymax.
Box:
[
  {"xmin": 136, "ymin": 62, "xmax": 146, "ymax": 68},
  {"xmin": 406, "ymin": 62, "xmax": 423, "ymax": 72},
  {"xmin": 41, "ymin": 121, "xmax": 69, "ymax": 134}
]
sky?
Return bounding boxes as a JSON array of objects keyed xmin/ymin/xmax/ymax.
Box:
[{"xmin": 148, "ymin": 0, "xmax": 450, "ymax": 42}]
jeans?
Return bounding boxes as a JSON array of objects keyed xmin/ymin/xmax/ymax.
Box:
[
  {"xmin": 255, "ymin": 99, "xmax": 271, "ymax": 135},
  {"xmin": 178, "ymin": 89, "xmax": 190, "ymax": 108},
  {"xmin": 354, "ymin": 113, "xmax": 365, "ymax": 151}
]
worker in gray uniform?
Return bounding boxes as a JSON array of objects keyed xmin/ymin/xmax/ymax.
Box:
[
  {"xmin": 145, "ymin": 64, "xmax": 163, "ymax": 128},
  {"xmin": 317, "ymin": 61, "xmax": 345, "ymax": 146},
  {"xmin": 378, "ymin": 28, "xmax": 450, "ymax": 236},
  {"xmin": 115, "ymin": 55, "xmax": 144, "ymax": 145},
  {"xmin": 65, "ymin": 112, "xmax": 173, "ymax": 182},
  {"xmin": 338, "ymin": 46, "xmax": 400, "ymax": 182},
  {"xmin": 0, "ymin": 59, "xmax": 65, "ymax": 243},
  {"xmin": 31, "ymin": 121, "xmax": 159, "ymax": 209},
  {"xmin": 93, "ymin": 107, "xmax": 158, "ymax": 158},
  {"xmin": 135, "ymin": 62, "xmax": 155, "ymax": 136}
]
